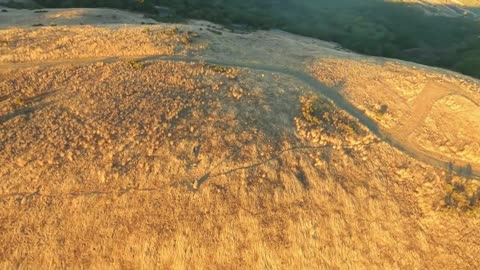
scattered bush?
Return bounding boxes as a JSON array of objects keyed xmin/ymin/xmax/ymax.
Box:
[
  {"xmin": 126, "ymin": 59, "xmax": 144, "ymax": 70},
  {"xmin": 207, "ymin": 28, "xmax": 222, "ymax": 35},
  {"xmin": 180, "ymin": 35, "xmax": 192, "ymax": 45},
  {"xmin": 443, "ymin": 179, "xmax": 480, "ymax": 211},
  {"xmin": 378, "ymin": 104, "xmax": 388, "ymax": 115},
  {"xmin": 298, "ymin": 96, "xmax": 364, "ymax": 137},
  {"xmin": 11, "ymin": 96, "xmax": 26, "ymax": 108},
  {"xmin": 300, "ymin": 96, "xmax": 321, "ymax": 125},
  {"xmin": 209, "ymin": 64, "xmax": 229, "ymax": 74}
]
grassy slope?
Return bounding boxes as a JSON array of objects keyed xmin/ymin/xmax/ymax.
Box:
[{"xmin": 1, "ymin": 25, "xmax": 480, "ymax": 268}]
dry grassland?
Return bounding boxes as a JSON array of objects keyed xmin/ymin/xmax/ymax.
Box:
[
  {"xmin": 0, "ymin": 25, "xmax": 202, "ymax": 63},
  {"xmin": 1, "ymin": 58, "xmax": 479, "ymax": 269},
  {"xmin": 310, "ymin": 58, "xmax": 480, "ymax": 170},
  {"xmin": 0, "ymin": 22, "xmax": 480, "ymax": 269}
]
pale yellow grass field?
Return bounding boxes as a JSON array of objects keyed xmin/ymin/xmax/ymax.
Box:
[
  {"xmin": 0, "ymin": 25, "xmax": 201, "ymax": 63},
  {"xmin": 1, "ymin": 59, "xmax": 479, "ymax": 269},
  {"xmin": 1, "ymin": 23, "xmax": 480, "ymax": 269}
]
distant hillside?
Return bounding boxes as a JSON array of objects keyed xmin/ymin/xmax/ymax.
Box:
[
  {"xmin": 33, "ymin": 0, "xmax": 155, "ymax": 11},
  {"xmin": 157, "ymin": 0, "xmax": 480, "ymax": 78},
  {"xmin": 4, "ymin": 0, "xmax": 478, "ymax": 78}
]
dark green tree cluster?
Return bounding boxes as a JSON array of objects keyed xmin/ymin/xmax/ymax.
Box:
[{"xmin": 34, "ymin": 0, "xmax": 156, "ymax": 12}]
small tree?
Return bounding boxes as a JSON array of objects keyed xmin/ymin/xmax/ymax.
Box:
[{"xmin": 378, "ymin": 104, "xmax": 388, "ymax": 115}]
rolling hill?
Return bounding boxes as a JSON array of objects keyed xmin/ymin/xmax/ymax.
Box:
[{"xmin": 1, "ymin": 9, "xmax": 480, "ymax": 268}]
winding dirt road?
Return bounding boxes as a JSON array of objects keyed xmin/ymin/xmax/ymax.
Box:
[
  {"xmin": 1, "ymin": 54, "xmax": 479, "ymax": 179},
  {"xmin": 392, "ymin": 81, "xmax": 480, "ymax": 138},
  {"xmin": 388, "ymin": 80, "xmax": 480, "ymax": 174}
]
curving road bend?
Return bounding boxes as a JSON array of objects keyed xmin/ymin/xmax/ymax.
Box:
[{"xmin": 1, "ymin": 54, "xmax": 479, "ymax": 180}]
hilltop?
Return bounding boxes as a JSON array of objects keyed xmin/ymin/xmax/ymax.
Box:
[{"xmin": 1, "ymin": 8, "xmax": 480, "ymax": 269}]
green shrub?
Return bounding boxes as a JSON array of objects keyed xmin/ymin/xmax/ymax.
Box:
[{"xmin": 126, "ymin": 59, "xmax": 144, "ymax": 70}]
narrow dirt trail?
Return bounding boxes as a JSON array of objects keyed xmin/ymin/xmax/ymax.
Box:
[
  {"xmin": 388, "ymin": 81, "xmax": 480, "ymax": 170},
  {"xmin": 392, "ymin": 81, "xmax": 480, "ymax": 139},
  {"xmin": 2, "ymin": 54, "xmax": 479, "ymax": 179},
  {"xmin": 392, "ymin": 82, "xmax": 453, "ymax": 138}
]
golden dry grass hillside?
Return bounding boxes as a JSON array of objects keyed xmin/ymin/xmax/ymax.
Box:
[
  {"xmin": 1, "ymin": 11, "xmax": 480, "ymax": 269},
  {"xmin": 0, "ymin": 6, "xmax": 158, "ymax": 28},
  {"xmin": 0, "ymin": 25, "xmax": 202, "ymax": 63},
  {"xmin": 310, "ymin": 58, "xmax": 480, "ymax": 172}
]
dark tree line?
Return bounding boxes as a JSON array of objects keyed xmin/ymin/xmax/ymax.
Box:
[{"xmin": 34, "ymin": 0, "xmax": 156, "ymax": 12}]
